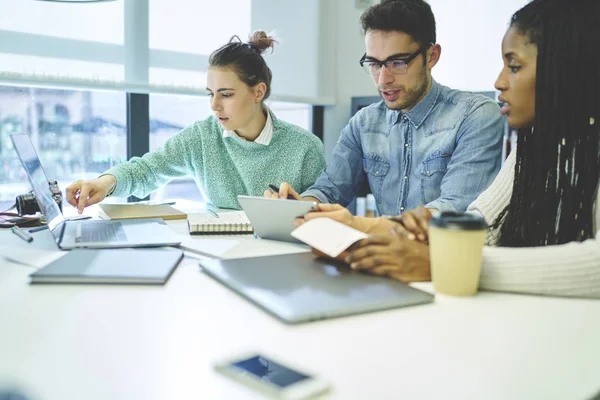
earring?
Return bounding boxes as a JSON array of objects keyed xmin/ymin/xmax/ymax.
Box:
[{"xmin": 590, "ymin": 117, "xmax": 595, "ymax": 126}]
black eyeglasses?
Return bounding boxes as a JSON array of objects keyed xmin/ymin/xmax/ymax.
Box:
[{"xmin": 359, "ymin": 47, "xmax": 425, "ymax": 76}]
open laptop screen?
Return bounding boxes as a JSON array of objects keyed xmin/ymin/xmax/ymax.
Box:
[{"xmin": 10, "ymin": 134, "xmax": 65, "ymax": 245}]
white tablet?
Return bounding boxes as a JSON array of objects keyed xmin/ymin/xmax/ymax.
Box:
[{"xmin": 237, "ymin": 195, "xmax": 318, "ymax": 243}]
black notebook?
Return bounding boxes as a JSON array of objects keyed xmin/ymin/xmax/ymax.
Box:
[
  {"xmin": 30, "ymin": 248, "xmax": 183, "ymax": 284},
  {"xmin": 188, "ymin": 211, "xmax": 253, "ymax": 234}
]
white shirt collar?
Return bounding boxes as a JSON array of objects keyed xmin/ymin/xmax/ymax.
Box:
[{"xmin": 222, "ymin": 108, "xmax": 273, "ymax": 146}]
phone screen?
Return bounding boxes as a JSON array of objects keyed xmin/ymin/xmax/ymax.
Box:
[{"xmin": 232, "ymin": 355, "xmax": 310, "ymax": 388}]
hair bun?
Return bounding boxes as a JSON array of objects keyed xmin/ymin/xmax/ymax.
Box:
[{"xmin": 247, "ymin": 31, "xmax": 278, "ymax": 55}]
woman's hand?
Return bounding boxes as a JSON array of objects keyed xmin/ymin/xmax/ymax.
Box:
[
  {"xmin": 345, "ymin": 233, "xmax": 431, "ymax": 283},
  {"xmin": 65, "ymin": 175, "xmax": 116, "ymax": 214},
  {"xmin": 391, "ymin": 206, "xmax": 435, "ymax": 243},
  {"xmin": 262, "ymin": 182, "xmax": 302, "ymax": 200}
]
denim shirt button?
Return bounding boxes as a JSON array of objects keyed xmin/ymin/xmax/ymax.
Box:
[
  {"xmin": 400, "ymin": 207, "xmax": 405, "ymax": 211},
  {"xmin": 426, "ymin": 170, "xmax": 431, "ymax": 175},
  {"xmin": 404, "ymin": 175, "xmax": 408, "ymax": 180},
  {"xmin": 404, "ymin": 143, "xmax": 408, "ymax": 147}
]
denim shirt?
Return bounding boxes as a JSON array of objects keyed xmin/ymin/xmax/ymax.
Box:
[{"xmin": 302, "ymin": 80, "xmax": 504, "ymax": 216}]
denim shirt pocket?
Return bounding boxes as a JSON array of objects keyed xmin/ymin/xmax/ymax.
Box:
[
  {"xmin": 420, "ymin": 151, "xmax": 451, "ymax": 204},
  {"xmin": 363, "ymin": 154, "xmax": 390, "ymax": 203}
]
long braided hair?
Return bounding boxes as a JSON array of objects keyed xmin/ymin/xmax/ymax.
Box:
[{"xmin": 495, "ymin": 0, "xmax": 600, "ymax": 247}]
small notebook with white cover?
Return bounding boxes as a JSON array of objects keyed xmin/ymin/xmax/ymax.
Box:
[
  {"xmin": 30, "ymin": 248, "xmax": 183, "ymax": 284},
  {"xmin": 188, "ymin": 211, "xmax": 253, "ymax": 234}
]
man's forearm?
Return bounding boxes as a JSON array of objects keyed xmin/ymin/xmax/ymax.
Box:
[{"xmin": 351, "ymin": 216, "xmax": 397, "ymax": 234}]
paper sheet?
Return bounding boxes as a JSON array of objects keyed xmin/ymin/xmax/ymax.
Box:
[
  {"xmin": 291, "ymin": 218, "xmax": 368, "ymax": 258},
  {"xmin": 179, "ymin": 237, "xmax": 309, "ymax": 259}
]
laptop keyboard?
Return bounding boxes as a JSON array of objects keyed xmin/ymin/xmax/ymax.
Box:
[{"xmin": 75, "ymin": 222, "xmax": 127, "ymax": 243}]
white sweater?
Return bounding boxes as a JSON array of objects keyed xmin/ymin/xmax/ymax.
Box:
[{"xmin": 467, "ymin": 151, "xmax": 600, "ymax": 299}]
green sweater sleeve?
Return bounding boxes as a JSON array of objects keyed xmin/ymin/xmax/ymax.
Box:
[
  {"xmin": 300, "ymin": 136, "xmax": 326, "ymax": 193},
  {"xmin": 104, "ymin": 123, "xmax": 198, "ymax": 198}
]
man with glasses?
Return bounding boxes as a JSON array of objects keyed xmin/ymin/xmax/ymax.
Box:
[{"xmin": 266, "ymin": 0, "xmax": 503, "ymax": 232}]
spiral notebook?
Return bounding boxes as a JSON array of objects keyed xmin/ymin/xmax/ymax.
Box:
[{"xmin": 188, "ymin": 210, "xmax": 253, "ymax": 234}]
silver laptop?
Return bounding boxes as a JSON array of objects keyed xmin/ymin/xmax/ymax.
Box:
[
  {"xmin": 11, "ymin": 134, "xmax": 182, "ymax": 249},
  {"xmin": 200, "ymin": 252, "xmax": 434, "ymax": 324}
]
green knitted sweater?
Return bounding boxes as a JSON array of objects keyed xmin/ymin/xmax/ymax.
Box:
[{"xmin": 105, "ymin": 112, "xmax": 326, "ymax": 209}]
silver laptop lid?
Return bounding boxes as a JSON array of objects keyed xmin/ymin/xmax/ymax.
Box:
[
  {"xmin": 201, "ymin": 253, "xmax": 434, "ymax": 324},
  {"xmin": 11, "ymin": 134, "xmax": 66, "ymax": 247}
]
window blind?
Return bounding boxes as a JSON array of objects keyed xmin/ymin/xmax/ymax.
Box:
[{"xmin": 0, "ymin": 0, "xmax": 334, "ymax": 104}]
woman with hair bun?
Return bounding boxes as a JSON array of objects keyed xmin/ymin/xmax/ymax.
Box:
[{"xmin": 66, "ymin": 31, "xmax": 326, "ymax": 212}]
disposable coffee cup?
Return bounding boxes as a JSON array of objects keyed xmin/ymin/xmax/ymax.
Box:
[{"xmin": 428, "ymin": 212, "xmax": 488, "ymax": 296}]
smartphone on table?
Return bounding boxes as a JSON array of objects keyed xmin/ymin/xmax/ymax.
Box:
[{"xmin": 214, "ymin": 353, "xmax": 331, "ymax": 399}]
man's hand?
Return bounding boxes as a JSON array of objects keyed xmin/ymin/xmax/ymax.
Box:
[
  {"xmin": 345, "ymin": 233, "xmax": 431, "ymax": 283},
  {"xmin": 263, "ymin": 182, "xmax": 302, "ymax": 200},
  {"xmin": 296, "ymin": 204, "xmax": 398, "ymax": 234},
  {"xmin": 391, "ymin": 206, "xmax": 435, "ymax": 243},
  {"xmin": 65, "ymin": 175, "xmax": 116, "ymax": 214},
  {"xmin": 297, "ymin": 203, "xmax": 355, "ymax": 227}
]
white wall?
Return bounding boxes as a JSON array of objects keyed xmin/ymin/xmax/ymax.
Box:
[
  {"xmin": 321, "ymin": 0, "xmax": 529, "ymax": 161},
  {"xmin": 321, "ymin": 0, "xmax": 375, "ymax": 159},
  {"xmin": 428, "ymin": 0, "xmax": 529, "ymax": 92},
  {"xmin": 251, "ymin": 0, "xmax": 330, "ymax": 104}
]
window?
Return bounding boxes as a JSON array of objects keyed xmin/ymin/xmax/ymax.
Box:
[
  {"xmin": 0, "ymin": 0, "xmax": 123, "ymax": 44},
  {"xmin": 148, "ymin": 93, "xmax": 311, "ymax": 202},
  {"xmin": 149, "ymin": 0, "xmax": 250, "ymax": 55},
  {"xmin": 0, "ymin": 84, "xmax": 126, "ymax": 202},
  {"xmin": 0, "ymin": 0, "xmax": 324, "ymax": 208},
  {"xmin": 0, "ymin": 0, "xmax": 124, "ymax": 87},
  {"xmin": 148, "ymin": 0, "xmax": 251, "ymax": 92},
  {"xmin": 0, "ymin": 0, "xmax": 333, "ymax": 103}
]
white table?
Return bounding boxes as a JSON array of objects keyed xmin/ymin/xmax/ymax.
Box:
[{"xmin": 1, "ymin": 204, "xmax": 599, "ymax": 400}]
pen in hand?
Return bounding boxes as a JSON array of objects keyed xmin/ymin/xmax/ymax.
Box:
[
  {"xmin": 268, "ymin": 184, "xmax": 296, "ymax": 200},
  {"xmin": 11, "ymin": 226, "xmax": 33, "ymax": 242}
]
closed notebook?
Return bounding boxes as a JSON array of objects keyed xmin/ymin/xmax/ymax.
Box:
[
  {"xmin": 30, "ymin": 248, "xmax": 183, "ymax": 284},
  {"xmin": 188, "ymin": 211, "xmax": 253, "ymax": 234},
  {"xmin": 99, "ymin": 203, "xmax": 187, "ymax": 221}
]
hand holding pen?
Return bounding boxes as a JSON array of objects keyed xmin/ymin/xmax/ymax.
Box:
[{"xmin": 265, "ymin": 183, "xmax": 301, "ymax": 200}]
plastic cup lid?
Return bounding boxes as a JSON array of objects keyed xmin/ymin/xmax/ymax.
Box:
[{"xmin": 429, "ymin": 212, "xmax": 488, "ymax": 230}]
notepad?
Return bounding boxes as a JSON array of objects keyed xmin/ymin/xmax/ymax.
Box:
[
  {"xmin": 99, "ymin": 203, "xmax": 187, "ymax": 221},
  {"xmin": 188, "ymin": 211, "xmax": 253, "ymax": 234}
]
